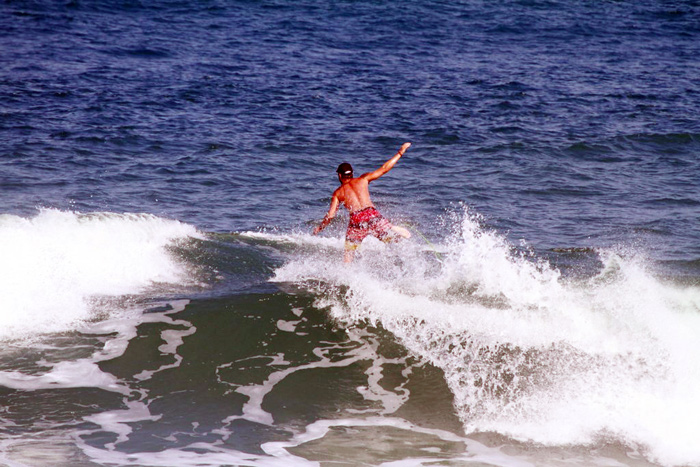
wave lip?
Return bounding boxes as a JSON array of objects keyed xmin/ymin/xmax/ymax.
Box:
[{"xmin": 0, "ymin": 209, "xmax": 201, "ymax": 338}]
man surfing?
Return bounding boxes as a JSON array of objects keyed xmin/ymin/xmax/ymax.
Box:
[{"xmin": 313, "ymin": 142, "xmax": 412, "ymax": 262}]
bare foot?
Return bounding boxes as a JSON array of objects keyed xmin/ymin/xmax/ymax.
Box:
[{"xmin": 390, "ymin": 225, "xmax": 411, "ymax": 239}]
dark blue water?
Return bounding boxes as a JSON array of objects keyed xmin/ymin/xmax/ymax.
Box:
[
  {"xmin": 1, "ymin": 1, "xmax": 700, "ymax": 466},
  {"xmin": 3, "ymin": 0, "xmax": 699, "ymax": 251}
]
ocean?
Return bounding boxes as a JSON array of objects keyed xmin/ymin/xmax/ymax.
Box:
[{"xmin": 1, "ymin": 0, "xmax": 699, "ymax": 466}]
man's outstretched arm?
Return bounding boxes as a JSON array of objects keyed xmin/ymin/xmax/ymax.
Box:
[
  {"xmin": 313, "ymin": 195, "xmax": 340, "ymax": 234},
  {"xmin": 365, "ymin": 142, "xmax": 411, "ymax": 182}
]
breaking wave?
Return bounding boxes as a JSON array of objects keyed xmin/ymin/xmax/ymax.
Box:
[
  {"xmin": 0, "ymin": 209, "xmax": 201, "ymax": 338},
  {"xmin": 272, "ymin": 209, "xmax": 700, "ymax": 466}
]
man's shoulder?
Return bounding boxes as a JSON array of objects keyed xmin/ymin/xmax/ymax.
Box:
[{"xmin": 332, "ymin": 185, "xmax": 345, "ymax": 198}]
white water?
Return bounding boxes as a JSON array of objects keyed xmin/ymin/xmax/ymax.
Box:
[
  {"xmin": 0, "ymin": 299, "xmax": 200, "ymax": 466},
  {"xmin": 272, "ymin": 210, "xmax": 700, "ymax": 467},
  {"xmin": 0, "ymin": 209, "xmax": 201, "ymax": 338}
]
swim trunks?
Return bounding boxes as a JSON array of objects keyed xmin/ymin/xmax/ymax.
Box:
[{"xmin": 345, "ymin": 207, "xmax": 392, "ymax": 250}]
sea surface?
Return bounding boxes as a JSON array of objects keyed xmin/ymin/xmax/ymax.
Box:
[{"xmin": 1, "ymin": 1, "xmax": 700, "ymax": 466}]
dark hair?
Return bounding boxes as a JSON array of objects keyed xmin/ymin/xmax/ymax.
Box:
[{"xmin": 336, "ymin": 162, "xmax": 353, "ymax": 177}]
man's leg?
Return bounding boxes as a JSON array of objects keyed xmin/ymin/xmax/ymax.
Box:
[
  {"xmin": 344, "ymin": 241, "xmax": 360, "ymax": 262},
  {"xmin": 344, "ymin": 248, "xmax": 355, "ymax": 263}
]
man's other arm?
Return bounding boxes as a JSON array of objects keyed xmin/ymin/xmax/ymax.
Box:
[{"xmin": 313, "ymin": 194, "xmax": 340, "ymax": 234}]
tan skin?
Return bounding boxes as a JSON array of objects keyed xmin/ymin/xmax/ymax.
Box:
[{"xmin": 313, "ymin": 142, "xmax": 412, "ymax": 262}]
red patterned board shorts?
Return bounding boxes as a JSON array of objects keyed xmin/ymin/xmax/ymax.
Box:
[{"xmin": 345, "ymin": 207, "xmax": 392, "ymax": 250}]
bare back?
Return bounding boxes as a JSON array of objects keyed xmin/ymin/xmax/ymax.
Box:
[{"xmin": 333, "ymin": 175, "xmax": 374, "ymax": 213}]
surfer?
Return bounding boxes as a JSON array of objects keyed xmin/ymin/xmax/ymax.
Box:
[{"xmin": 313, "ymin": 142, "xmax": 412, "ymax": 262}]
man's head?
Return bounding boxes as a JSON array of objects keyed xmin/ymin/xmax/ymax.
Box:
[{"xmin": 336, "ymin": 162, "xmax": 353, "ymax": 180}]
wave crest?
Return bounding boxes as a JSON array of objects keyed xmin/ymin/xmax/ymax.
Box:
[{"xmin": 0, "ymin": 209, "xmax": 201, "ymax": 338}]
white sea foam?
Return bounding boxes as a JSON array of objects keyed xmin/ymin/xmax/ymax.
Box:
[
  {"xmin": 0, "ymin": 209, "xmax": 201, "ymax": 338},
  {"xmin": 0, "ymin": 300, "xmax": 202, "ymax": 465},
  {"xmin": 269, "ymin": 416, "xmax": 538, "ymax": 467},
  {"xmin": 0, "ymin": 300, "xmax": 191, "ymax": 396},
  {"xmin": 272, "ymin": 209, "xmax": 700, "ymax": 467}
]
